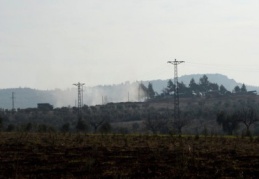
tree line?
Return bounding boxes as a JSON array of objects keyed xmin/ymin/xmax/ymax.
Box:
[
  {"xmin": 141, "ymin": 75, "xmax": 252, "ymax": 99},
  {"xmin": 0, "ymin": 75, "xmax": 259, "ymax": 136}
]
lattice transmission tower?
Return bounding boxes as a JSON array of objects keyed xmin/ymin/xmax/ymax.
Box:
[
  {"xmin": 12, "ymin": 92, "xmax": 15, "ymax": 111},
  {"xmin": 73, "ymin": 82, "xmax": 85, "ymax": 116},
  {"xmin": 168, "ymin": 59, "xmax": 184, "ymax": 121}
]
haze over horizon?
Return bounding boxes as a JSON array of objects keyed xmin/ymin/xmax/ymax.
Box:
[{"xmin": 1, "ymin": 1, "xmax": 259, "ymax": 90}]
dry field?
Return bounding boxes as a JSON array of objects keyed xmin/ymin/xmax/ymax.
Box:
[{"xmin": 0, "ymin": 132, "xmax": 259, "ymax": 178}]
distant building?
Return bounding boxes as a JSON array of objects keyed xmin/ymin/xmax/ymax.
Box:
[{"xmin": 37, "ymin": 103, "xmax": 53, "ymax": 111}]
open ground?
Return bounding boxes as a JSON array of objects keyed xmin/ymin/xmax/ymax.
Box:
[{"xmin": 0, "ymin": 133, "xmax": 259, "ymax": 178}]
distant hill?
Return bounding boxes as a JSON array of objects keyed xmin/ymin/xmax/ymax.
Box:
[
  {"xmin": 0, "ymin": 74, "xmax": 258, "ymax": 109},
  {"xmin": 0, "ymin": 88, "xmax": 56, "ymax": 109},
  {"xmin": 143, "ymin": 73, "xmax": 259, "ymax": 93}
]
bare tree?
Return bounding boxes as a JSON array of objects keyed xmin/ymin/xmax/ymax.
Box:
[
  {"xmin": 173, "ymin": 111, "xmax": 192, "ymax": 134},
  {"xmin": 234, "ymin": 107, "xmax": 259, "ymax": 135},
  {"xmin": 83, "ymin": 106, "xmax": 110, "ymax": 133},
  {"xmin": 144, "ymin": 109, "xmax": 169, "ymax": 134},
  {"xmin": 99, "ymin": 121, "xmax": 112, "ymax": 134},
  {"xmin": 89, "ymin": 114, "xmax": 108, "ymax": 133},
  {"xmin": 76, "ymin": 119, "xmax": 88, "ymax": 132},
  {"xmin": 217, "ymin": 111, "xmax": 239, "ymax": 135}
]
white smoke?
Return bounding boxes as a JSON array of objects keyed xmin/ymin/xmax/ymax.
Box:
[{"xmin": 53, "ymin": 81, "xmax": 147, "ymax": 107}]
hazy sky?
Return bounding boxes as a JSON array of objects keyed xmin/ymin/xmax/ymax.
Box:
[{"xmin": 1, "ymin": 0, "xmax": 259, "ymax": 89}]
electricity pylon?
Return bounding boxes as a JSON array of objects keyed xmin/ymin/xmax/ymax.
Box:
[
  {"xmin": 12, "ymin": 92, "xmax": 15, "ymax": 112},
  {"xmin": 73, "ymin": 82, "xmax": 85, "ymax": 117},
  {"xmin": 168, "ymin": 59, "xmax": 184, "ymax": 121}
]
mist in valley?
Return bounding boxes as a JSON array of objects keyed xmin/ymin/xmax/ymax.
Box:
[
  {"xmin": 1, "ymin": 74, "xmax": 259, "ymax": 109},
  {"xmin": 52, "ymin": 82, "xmax": 146, "ymax": 108}
]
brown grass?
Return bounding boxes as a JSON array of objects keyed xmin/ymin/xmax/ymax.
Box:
[{"xmin": 0, "ymin": 132, "xmax": 259, "ymax": 178}]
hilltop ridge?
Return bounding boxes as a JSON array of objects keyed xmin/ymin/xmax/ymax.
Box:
[
  {"xmin": 142, "ymin": 73, "xmax": 258, "ymax": 93},
  {"xmin": 0, "ymin": 73, "xmax": 258, "ymax": 109}
]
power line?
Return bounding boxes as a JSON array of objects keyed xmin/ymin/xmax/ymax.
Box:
[
  {"xmin": 168, "ymin": 59, "xmax": 185, "ymax": 122},
  {"xmin": 185, "ymin": 62, "xmax": 259, "ymax": 72},
  {"xmin": 12, "ymin": 92, "xmax": 15, "ymax": 111},
  {"xmin": 81, "ymin": 85, "xmax": 84, "ymax": 106},
  {"xmin": 73, "ymin": 82, "xmax": 85, "ymax": 117},
  {"xmin": 137, "ymin": 64, "xmax": 172, "ymax": 80}
]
